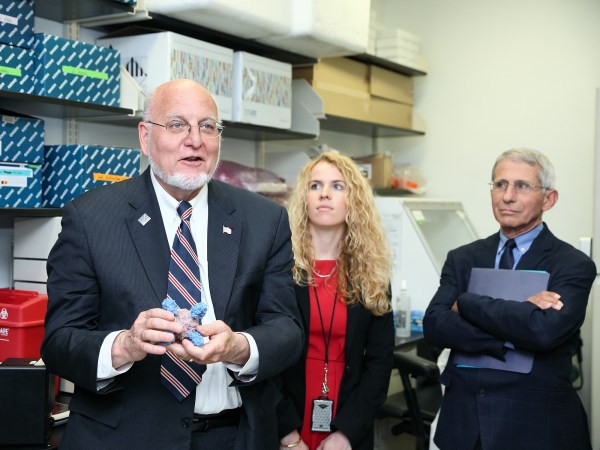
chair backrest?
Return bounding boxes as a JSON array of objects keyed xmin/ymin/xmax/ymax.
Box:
[{"xmin": 393, "ymin": 350, "xmax": 440, "ymax": 442}]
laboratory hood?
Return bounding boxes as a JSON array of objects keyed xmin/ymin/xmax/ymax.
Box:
[{"xmin": 375, "ymin": 197, "xmax": 479, "ymax": 328}]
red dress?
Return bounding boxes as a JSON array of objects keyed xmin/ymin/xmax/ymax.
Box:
[{"xmin": 300, "ymin": 260, "xmax": 348, "ymax": 450}]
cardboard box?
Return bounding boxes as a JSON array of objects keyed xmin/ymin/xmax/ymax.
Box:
[
  {"xmin": 0, "ymin": 43, "xmax": 37, "ymax": 94},
  {"xmin": 0, "ymin": 111, "xmax": 44, "ymax": 163},
  {"xmin": 353, "ymin": 152, "xmax": 393, "ymax": 189},
  {"xmin": 0, "ymin": 358, "xmax": 54, "ymax": 446},
  {"xmin": 232, "ymin": 51, "xmax": 291, "ymax": 129},
  {"xmin": 314, "ymin": 87, "xmax": 370, "ymax": 123},
  {"xmin": 369, "ymin": 65, "xmax": 413, "ymax": 105},
  {"xmin": 370, "ymin": 97, "xmax": 412, "ymax": 129},
  {"xmin": 295, "ymin": 58, "xmax": 414, "ymax": 129},
  {"xmin": 293, "ymin": 57, "xmax": 369, "ymax": 95},
  {"xmin": 0, "ymin": 162, "xmax": 42, "ymax": 207},
  {"xmin": 294, "ymin": 57, "xmax": 371, "ymax": 123},
  {"xmin": 97, "ymin": 31, "xmax": 234, "ymax": 120},
  {"xmin": 0, "ymin": 0, "xmax": 35, "ymax": 48},
  {"xmin": 43, "ymin": 144, "xmax": 140, "ymax": 207},
  {"xmin": 0, "ymin": 290, "xmax": 48, "ymax": 362},
  {"xmin": 33, "ymin": 34, "xmax": 120, "ymax": 106}
]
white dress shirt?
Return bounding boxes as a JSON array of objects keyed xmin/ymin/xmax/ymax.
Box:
[{"xmin": 97, "ymin": 172, "xmax": 259, "ymax": 414}]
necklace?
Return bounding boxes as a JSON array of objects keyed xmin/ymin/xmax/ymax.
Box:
[{"xmin": 313, "ymin": 265, "xmax": 337, "ymax": 278}]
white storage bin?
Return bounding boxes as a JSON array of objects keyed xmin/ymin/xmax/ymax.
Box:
[
  {"xmin": 13, "ymin": 217, "xmax": 61, "ymax": 259},
  {"xmin": 257, "ymin": 0, "xmax": 371, "ymax": 58},
  {"xmin": 97, "ymin": 32, "xmax": 234, "ymax": 120},
  {"xmin": 143, "ymin": 0, "xmax": 291, "ymax": 40},
  {"xmin": 13, "ymin": 281, "xmax": 47, "ymax": 295},
  {"xmin": 232, "ymin": 52, "xmax": 291, "ymax": 129},
  {"xmin": 13, "ymin": 259, "xmax": 47, "ymax": 283}
]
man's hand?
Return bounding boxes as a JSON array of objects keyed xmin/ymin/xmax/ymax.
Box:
[
  {"xmin": 173, "ymin": 320, "xmax": 251, "ymax": 366},
  {"xmin": 111, "ymin": 308, "xmax": 182, "ymax": 368},
  {"xmin": 527, "ymin": 291, "xmax": 563, "ymax": 310}
]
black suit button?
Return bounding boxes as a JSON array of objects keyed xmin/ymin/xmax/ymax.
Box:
[
  {"xmin": 181, "ymin": 418, "xmax": 192, "ymax": 428},
  {"xmin": 479, "ymin": 389, "xmax": 486, "ymax": 397}
]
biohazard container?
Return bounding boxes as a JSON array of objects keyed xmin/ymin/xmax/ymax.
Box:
[{"xmin": 0, "ymin": 289, "xmax": 48, "ymax": 362}]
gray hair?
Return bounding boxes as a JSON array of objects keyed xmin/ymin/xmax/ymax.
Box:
[
  {"xmin": 492, "ymin": 147, "xmax": 556, "ymax": 189},
  {"xmin": 142, "ymin": 88, "xmax": 156, "ymax": 122}
]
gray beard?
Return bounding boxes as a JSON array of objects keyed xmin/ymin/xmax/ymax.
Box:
[{"xmin": 148, "ymin": 156, "xmax": 219, "ymax": 191}]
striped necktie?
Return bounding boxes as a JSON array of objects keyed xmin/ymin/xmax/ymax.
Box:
[{"xmin": 160, "ymin": 201, "xmax": 206, "ymax": 401}]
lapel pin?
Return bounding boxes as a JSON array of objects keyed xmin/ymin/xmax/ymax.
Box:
[
  {"xmin": 223, "ymin": 225, "xmax": 232, "ymax": 235},
  {"xmin": 138, "ymin": 213, "xmax": 151, "ymax": 226}
]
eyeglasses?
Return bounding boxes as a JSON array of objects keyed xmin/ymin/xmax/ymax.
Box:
[
  {"xmin": 145, "ymin": 119, "xmax": 224, "ymax": 137},
  {"xmin": 489, "ymin": 180, "xmax": 549, "ymax": 194}
]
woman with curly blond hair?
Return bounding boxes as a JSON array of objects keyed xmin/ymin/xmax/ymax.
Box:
[{"xmin": 278, "ymin": 150, "xmax": 394, "ymax": 450}]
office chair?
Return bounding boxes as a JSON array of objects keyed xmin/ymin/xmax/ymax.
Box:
[{"xmin": 377, "ymin": 348, "xmax": 443, "ymax": 450}]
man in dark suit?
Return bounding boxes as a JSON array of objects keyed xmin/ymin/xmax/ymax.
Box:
[
  {"xmin": 41, "ymin": 79, "xmax": 303, "ymax": 450},
  {"xmin": 424, "ymin": 148, "xmax": 595, "ymax": 450}
]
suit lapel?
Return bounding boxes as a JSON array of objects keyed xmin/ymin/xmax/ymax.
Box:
[
  {"xmin": 125, "ymin": 170, "xmax": 170, "ymax": 304},
  {"xmin": 515, "ymin": 223, "xmax": 553, "ymax": 269},
  {"xmin": 478, "ymin": 234, "xmax": 499, "ymax": 268},
  {"xmin": 207, "ymin": 181, "xmax": 242, "ymax": 319}
]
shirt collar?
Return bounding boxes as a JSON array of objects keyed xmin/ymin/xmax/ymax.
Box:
[
  {"xmin": 150, "ymin": 170, "xmax": 208, "ymax": 224},
  {"xmin": 498, "ymin": 222, "xmax": 544, "ymax": 255}
]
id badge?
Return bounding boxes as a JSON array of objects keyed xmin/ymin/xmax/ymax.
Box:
[{"xmin": 311, "ymin": 398, "xmax": 334, "ymax": 432}]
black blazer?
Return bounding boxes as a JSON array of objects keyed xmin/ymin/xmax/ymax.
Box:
[
  {"xmin": 424, "ymin": 224, "xmax": 595, "ymax": 450},
  {"xmin": 41, "ymin": 169, "xmax": 303, "ymax": 450},
  {"xmin": 278, "ymin": 284, "xmax": 394, "ymax": 449}
]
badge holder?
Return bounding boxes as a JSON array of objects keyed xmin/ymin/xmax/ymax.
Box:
[{"xmin": 311, "ymin": 363, "xmax": 334, "ymax": 432}]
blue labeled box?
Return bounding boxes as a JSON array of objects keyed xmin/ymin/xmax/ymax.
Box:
[
  {"xmin": 0, "ymin": 111, "xmax": 44, "ymax": 163},
  {"xmin": 0, "ymin": 0, "xmax": 35, "ymax": 48},
  {"xmin": 0, "ymin": 162, "xmax": 42, "ymax": 207},
  {"xmin": 33, "ymin": 34, "xmax": 120, "ymax": 106},
  {"xmin": 0, "ymin": 43, "xmax": 37, "ymax": 94},
  {"xmin": 43, "ymin": 145, "xmax": 140, "ymax": 207}
]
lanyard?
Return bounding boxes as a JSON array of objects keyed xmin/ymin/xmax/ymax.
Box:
[{"xmin": 313, "ymin": 285, "xmax": 338, "ymax": 399}]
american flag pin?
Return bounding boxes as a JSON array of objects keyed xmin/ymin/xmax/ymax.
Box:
[
  {"xmin": 223, "ymin": 225, "xmax": 232, "ymax": 235},
  {"xmin": 138, "ymin": 213, "xmax": 151, "ymax": 226}
]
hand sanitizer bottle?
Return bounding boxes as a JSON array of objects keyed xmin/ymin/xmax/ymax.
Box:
[{"xmin": 395, "ymin": 280, "xmax": 411, "ymax": 338}]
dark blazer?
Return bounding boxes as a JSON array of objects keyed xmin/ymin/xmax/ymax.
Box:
[
  {"xmin": 423, "ymin": 223, "xmax": 595, "ymax": 450},
  {"xmin": 278, "ymin": 284, "xmax": 394, "ymax": 449},
  {"xmin": 41, "ymin": 169, "xmax": 303, "ymax": 450}
]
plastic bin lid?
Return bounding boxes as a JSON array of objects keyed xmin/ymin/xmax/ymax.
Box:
[{"xmin": 0, "ymin": 289, "xmax": 48, "ymax": 327}]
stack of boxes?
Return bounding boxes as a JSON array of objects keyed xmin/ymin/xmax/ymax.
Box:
[
  {"xmin": 12, "ymin": 216, "xmax": 61, "ymax": 293},
  {"xmin": 33, "ymin": 34, "xmax": 120, "ymax": 106},
  {"xmin": 98, "ymin": 31, "xmax": 235, "ymax": 120},
  {"xmin": 1, "ymin": 1, "xmax": 121, "ymax": 103},
  {"xmin": 0, "ymin": 112, "xmax": 44, "ymax": 207},
  {"xmin": 42, "ymin": 144, "xmax": 140, "ymax": 208},
  {"xmin": 374, "ymin": 27, "xmax": 426, "ymax": 73},
  {"xmin": 0, "ymin": 0, "xmax": 36, "ymax": 94},
  {"xmin": 293, "ymin": 57, "xmax": 414, "ymax": 130},
  {"xmin": 1, "ymin": 0, "xmax": 140, "ymax": 209},
  {"xmin": 98, "ymin": 31, "xmax": 293, "ymax": 129}
]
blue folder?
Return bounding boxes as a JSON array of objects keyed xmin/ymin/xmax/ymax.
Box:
[{"xmin": 453, "ymin": 268, "xmax": 549, "ymax": 373}]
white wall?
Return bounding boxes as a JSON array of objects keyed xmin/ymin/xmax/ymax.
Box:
[
  {"xmin": 370, "ymin": 0, "xmax": 600, "ymax": 441},
  {"xmin": 374, "ymin": 0, "xmax": 600, "ymax": 245}
]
